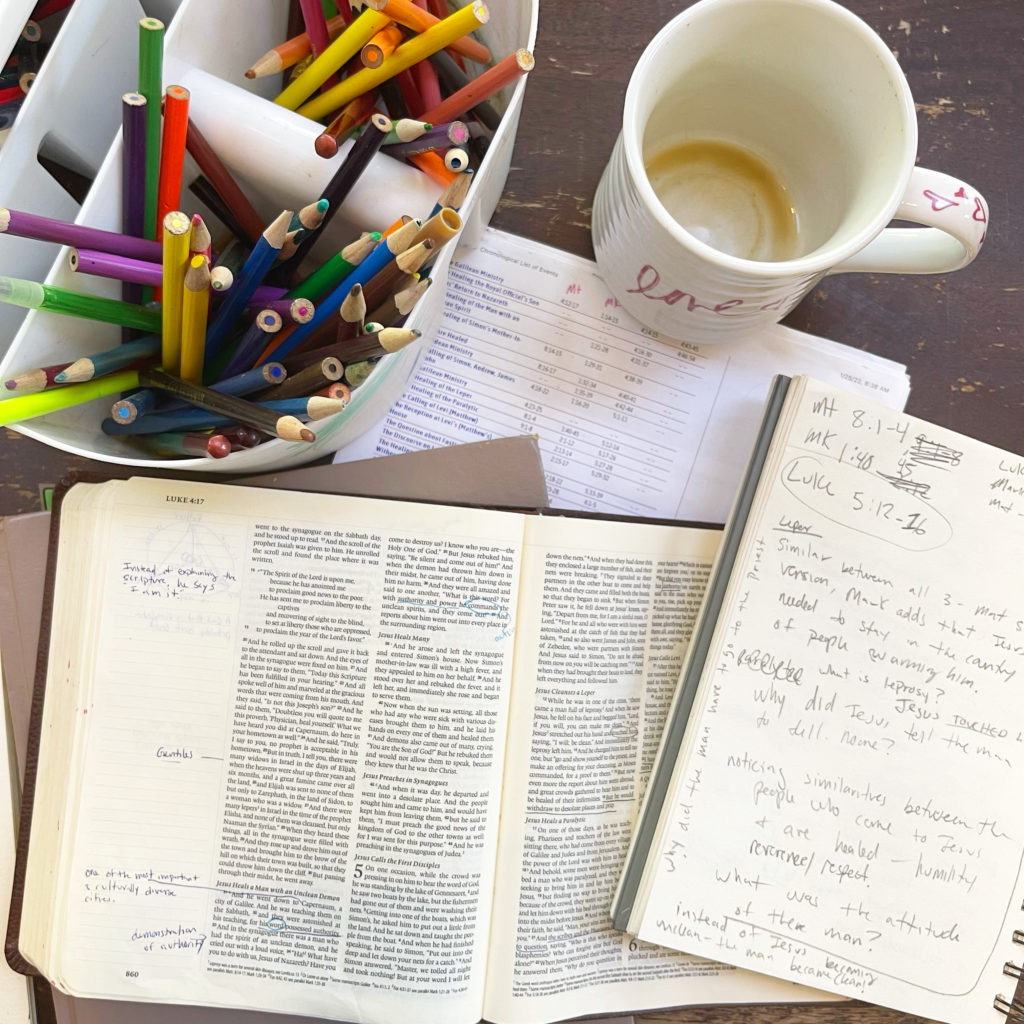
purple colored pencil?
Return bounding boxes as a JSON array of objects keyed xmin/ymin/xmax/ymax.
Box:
[
  {"xmin": 70, "ymin": 248, "xmax": 287, "ymax": 305},
  {"xmin": 382, "ymin": 120, "xmax": 471, "ymax": 159},
  {"xmin": 243, "ymin": 297, "xmax": 315, "ymax": 323},
  {"xmin": 121, "ymin": 93, "xmax": 148, "ymax": 240},
  {"xmin": 0, "ymin": 207, "xmax": 162, "ymax": 263}
]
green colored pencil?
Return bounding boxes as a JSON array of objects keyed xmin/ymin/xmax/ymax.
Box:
[
  {"xmin": 138, "ymin": 17, "xmax": 165, "ymax": 240},
  {"xmin": 0, "ymin": 370, "xmax": 140, "ymax": 428},
  {"xmin": 0, "ymin": 276, "xmax": 162, "ymax": 332},
  {"xmin": 284, "ymin": 231, "xmax": 380, "ymax": 301}
]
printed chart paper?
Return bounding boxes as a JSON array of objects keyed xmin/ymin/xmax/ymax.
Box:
[{"xmin": 334, "ymin": 228, "xmax": 911, "ymax": 524}]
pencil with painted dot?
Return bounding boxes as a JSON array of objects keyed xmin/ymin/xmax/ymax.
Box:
[
  {"xmin": 256, "ymin": 356, "xmax": 344, "ymax": 401},
  {"xmin": 244, "ymin": 297, "xmax": 315, "ymax": 323},
  {"xmin": 137, "ymin": 367, "xmax": 316, "ymax": 441},
  {"xmin": 215, "ymin": 309, "xmax": 285, "ymax": 382},
  {"xmin": 110, "ymin": 361, "xmax": 287, "ymax": 425},
  {"xmin": 121, "ymin": 92, "xmax": 148, "ymax": 242},
  {"xmin": 0, "ymin": 369, "xmax": 141, "ymax": 428},
  {"xmin": 383, "ymin": 120, "xmax": 469, "ymax": 158},
  {"xmin": 103, "ymin": 395, "xmax": 342, "ymax": 435}
]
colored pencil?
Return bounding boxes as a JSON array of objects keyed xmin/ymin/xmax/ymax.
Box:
[
  {"xmin": 204, "ymin": 210, "xmax": 292, "ymax": 361},
  {"xmin": 138, "ymin": 17, "xmax": 165, "ymax": 240},
  {"xmin": 209, "ymin": 266, "xmax": 234, "ymax": 291},
  {"xmin": 368, "ymin": 0, "xmax": 492, "ymax": 64},
  {"xmin": 361, "ymin": 238, "xmax": 432, "ymax": 311},
  {"xmin": 137, "ymin": 367, "xmax": 316, "ymax": 441},
  {"xmin": 284, "ymin": 231, "xmax": 381, "ymax": 300},
  {"xmin": 361, "ymin": 23, "xmax": 405, "ymax": 69},
  {"xmin": 341, "ymin": 325, "xmax": 421, "ymax": 362},
  {"xmin": 427, "ymin": 47, "xmax": 501, "ymax": 132},
  {"xmin": 110, "ymin": 361, "xmax": 287, "ymax": 424},
  {"xmin": 189, "ymin": 213, "xmax": 212, "ymax": 262},
  {"xmin": 382, "ymin": 120, "xmax": 469, "ymax": 158},
  {"xmin": 121, "ymin": 93, "xmax": 148, "ymax": 241},
  {"xmin": 160, "ymin": 210, "xmax": 192, "ymax": 372},
  {"xmin": 0, "ymin": 275, "xmax": 161, "ymax": 331},
  {"xmin": 261, "ymin": 218, "xmax": 419, "ymax": 363},
  {"xmin": 244, "ymin": 297, "xmax": 315, "ymax": 323},
  {"xmin": 127, "ymin": 430, "xmax": 233, "ymax": 458},
  {"xmin": 444, "ymin": 147, "xmax": 469, "ymax": 172},
  {"xmin": 54, "ymin": 336, "xmax": 161, "ymax": 384},
  {"xmin": 216, "ymin": 309, "xmax": 285, "ymax": 382},
  {"xmin": 411, "ymin": 51, "xmax": 444, "ymax": 112},
  {"xmin": 156, "ymin": 85, "xmax": 190, "ymax": 239},
  {"xmin": 103, "ymin": 396, "xmax": 343, "ymax": 435},
  {"xmin": 275, "ymin": 114, "xmax": 392, "ymax": 280},
  {"xmin": 180, "ymin": 255, "xmax": 211, "ymax": 384},
  {"xmin": 273, "ymin": 7, "xmax": 392, "ymax": 110},
  {"xmin": 219, "ymin": 424, "xmax": 263, "ymax": 449},
  {"xmin": 0, "ymin": 369, "xmax": 141, "ymax": 428},
  {"xmin": 410, "ymin": 149, "xmax": 457, "ymax": 187},
  {"xmin": 419, "ymin": 48, "xmax": 533, "ymax": 127},
  {"xmin": 296, "ymin": 2, "xmax": 490, "ymax": 121},
  {"xmin": 185, "ymin": 118, "xmax": 264, "ymax": 247},
  {"xmin": 314, "ymin": 92, "xmax": 378, "ymax": 158},
  {"xmin": 0, "ymin": 207, "xmax": 162, "ymax": 262},
  {"xmin": 258, "ymin": 356, "xmax": 344, "ymax": 401},
  {"xmin": 4, "ymin": 361, "xmax": 73, "ymax": 394},
  {"xmin": 368, "ymin": 273, "xmax": 430, "ymax": 326},
  {"xmin": 298, "ymin": 0, "xmax": 332, "ymax": 60},
  {"xmin": 244, "ymin": 11, "xmax": 352, "ymax": 78}
]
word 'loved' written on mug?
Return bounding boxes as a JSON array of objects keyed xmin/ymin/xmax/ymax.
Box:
[{"xmin": 592, "ymin": 0, "xmax": 988, "ymax": 344}]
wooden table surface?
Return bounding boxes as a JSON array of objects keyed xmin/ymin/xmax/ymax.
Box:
[{"xmin": 5, "ymin": 1, "xmax": 1024, "ymax": 1023}]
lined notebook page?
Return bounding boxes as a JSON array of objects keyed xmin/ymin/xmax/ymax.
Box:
[{"xmin": 635, "ymin": 378, "xmax": 1024, "ymax": 1024}]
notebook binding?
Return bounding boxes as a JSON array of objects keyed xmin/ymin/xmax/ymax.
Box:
[{"xmin": 997, "ymin": 906, "xmax": 1024, "ymax": 1017}]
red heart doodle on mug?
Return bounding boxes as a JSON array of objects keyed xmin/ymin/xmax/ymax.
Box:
[
  {"xmin": 923, "ymin": 189, "xmax": 958, "ymax": 212},
  {"xmin": 955, "ymin": 187, "xmax": 968, "ymax": 198},
  {"xmin": 972, "ymin": 198, "xmax": 987, "ymax": 222}
]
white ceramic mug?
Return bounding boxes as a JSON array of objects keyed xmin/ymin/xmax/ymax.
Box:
[{"xmin": 592, "ymin": 0, "xmax": 988, "ymax": 344}]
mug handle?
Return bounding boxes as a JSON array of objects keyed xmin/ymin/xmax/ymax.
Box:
[{"xmin": 828, "ymin": 166, "xmax": 988, "ymax": 275}]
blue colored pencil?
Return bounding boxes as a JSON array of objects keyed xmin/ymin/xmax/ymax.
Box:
[
  {"xmin": 203, "ymin": 209, "xmax": 292, "ymax": 361},
  {"xmin": 102, "ymin": 395, "xmax": 346, "ymax": 435},
  {"xmin": 260, "ymin": 218, "xmax": 420, "ymax": 364},
  {"xmin": 54, "ymin": 336, "xmax": 161, "ymax": 384},
  {"xmin": 110, "ymin": 362, "xmax": 287, "ymax": 424}
]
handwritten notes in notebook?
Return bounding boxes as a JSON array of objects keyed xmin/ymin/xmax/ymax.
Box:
[
  {"xmin": 636, "ymin": 379, "xmax": 1024, "ymax": 1024},
  {"xmin": 333, "ymin": 227, "xmax": 910, "ymax": 523}
]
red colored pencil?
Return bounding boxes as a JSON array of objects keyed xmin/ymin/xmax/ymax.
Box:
[{"xmin": 156, "ymin": 85, "xmax": 190, "ymax": 241}]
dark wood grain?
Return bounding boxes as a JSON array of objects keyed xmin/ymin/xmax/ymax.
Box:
[{"xmin": 2, "ymin": 4, "xmax": 1023, "ymax": 1022}]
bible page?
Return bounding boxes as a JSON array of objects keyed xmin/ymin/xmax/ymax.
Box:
[
  {"xmin": 482, "ymin": 513, "xmax": 833, "ymax": 1022},
  {"xmin": 32, "ymin": 477, "xmax": 527, "ymax": 1024},
  {"xmin": 634, "ymin": 378, "xmax": 1024, "ymax": 1024}
]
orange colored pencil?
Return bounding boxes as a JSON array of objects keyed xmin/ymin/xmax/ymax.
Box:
[
  {"xmin": 245, "ymin": 11, "xmax": 350, "ymax": 79},
  {"xmin": 156, "ymin": 85, "xmax": 190, "ymax": 241},
  {"xmin": 410, "ymin": 150, "xmax": 457, "ymax": 187}
]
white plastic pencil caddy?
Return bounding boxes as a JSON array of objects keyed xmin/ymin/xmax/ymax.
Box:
[{"xmin": 0, "ymin": 0, "xmax": 538, "ymax": 471}]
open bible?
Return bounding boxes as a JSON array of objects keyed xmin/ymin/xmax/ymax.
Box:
[
  {"xmin": 7, "ymin": 476, "xmax": 830, "ymax": 1024},
  {"xmin": 613, "ymin": 375, "xmax": 1024, "ymax": 1024}
]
